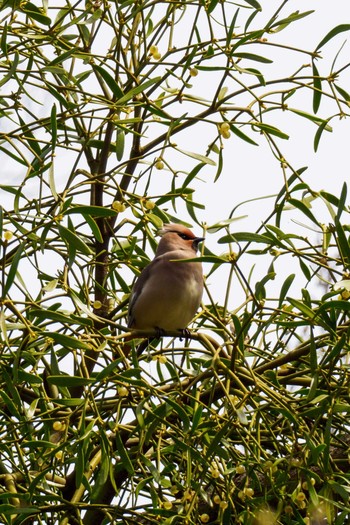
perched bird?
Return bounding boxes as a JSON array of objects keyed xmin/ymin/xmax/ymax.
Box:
[{"xmin": 128, "ymin": 223, "xmax": 204, "ymax": 333}]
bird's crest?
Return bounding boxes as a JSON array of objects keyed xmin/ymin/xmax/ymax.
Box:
[{"xmin": 158, "ymin": 223, "xmax": 196, "ymax": 239}]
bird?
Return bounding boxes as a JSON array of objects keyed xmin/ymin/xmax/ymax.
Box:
[{"xmin": 127, "ymin": 223, "xmax": 204, "ymax": 334}]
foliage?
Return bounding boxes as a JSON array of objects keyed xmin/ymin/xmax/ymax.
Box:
[{"xmin": 0, "ymin": 0, "xmax": 350, "ymax": 524}]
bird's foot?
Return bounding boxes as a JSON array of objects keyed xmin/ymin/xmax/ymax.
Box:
[
  {"xmin": 179, "ymin": 328, "xmax": 191, "ymax": 341},
  {"xmin": 155, "ymin": 327, "xmax": 166, "ymax": 338}
]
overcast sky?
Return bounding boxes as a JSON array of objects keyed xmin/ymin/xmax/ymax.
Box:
[{"xmin": 195, "ymin": 1, "xmax": 350, "ymax": 230}]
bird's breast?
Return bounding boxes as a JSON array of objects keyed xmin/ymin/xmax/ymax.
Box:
[{"xmin": 131, "ymin": 258, "xmax": 203, "ymax": 331}]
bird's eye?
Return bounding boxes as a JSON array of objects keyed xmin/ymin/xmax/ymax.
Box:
[{"xmin": 178, "ymin": 233, "xmax": 191, "ymax": 240}]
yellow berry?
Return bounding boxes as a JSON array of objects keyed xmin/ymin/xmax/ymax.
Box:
[
  {"xmin": 93, "ymin": 300, "xmax": 102, "ymax": 309},
  {"xmin": 236, "ymin": 464, "xmax": 245, "ymax": 474},
  {"xmin": 155, "ymin": 159, "xmax": 164, "ymax": 170},
  {"xmin": 244, "ymin": 487, "xmax": 254, "ymax": 498},
  {"xmin": 145, "ymin": 200, "xmax": 155, "ymax": 210},
  {"xmin": 118, "ymin": 386, "xmax": 129, "ymax": 397},
  {"xmin": 213, "ymin": 495, "xmax": 221, "ymax": 504},
  {"xmin": 149, "ymin": 45, "xmax": 158, "ymax": 55},
  {"xmin": 53, "ymin": 421, "xmax": 63, "ymax": 431},
  {"xmin": 189, "ymin": 67, "xmax": 198, "ymax": 77},
  {"xmin": 220, "ymin": 122, "xmax": 230, "ymax": 132},
  {"xmin": 158, "ymin": 355, "xmax": 167, "ymax": 364},
  {"xmin": 284, "ymin": 505, "xmax": 293, "ymax": 515},
  {"xmin": 221, "ymin": 130, "xmax": 231, "ymax": 139},
  {"xmin": 296, "ymin": 491, "xmax": 306, "ymax": 501},
  {"xmin": 112, "ymin": 201, "xmax": 126, "ymax": 212},
  {"xmin": 152, "ymin": 51, "xmax": 161, "ymax": 60},
  {"xmin": 263, "ymin": 460, "xmax": 274, "ymax": 471},
  {"xmin": 183, "ymin": 489, "xmax": 194, "ymax": 501},
  {"xmin": 200, "ymin": 514, "xmax": 210, "ymax": 523},
  {"xmin": 219, "ymin": 500, "xmax": 228, "ymax": 510},
  {"xmin": 163, "ymin": 501, "xmax": 173, "ymax": 510},
  {"xmin": 55, "ymin": 450, "xmax": 64, "ymax": 460},
  {"xmin": 238, "ymin": 490, "xmax": 245, "ymax": 501},
  {"xmin": 3, "ymin": 231, "xmax": 13, "ymax": 241}
]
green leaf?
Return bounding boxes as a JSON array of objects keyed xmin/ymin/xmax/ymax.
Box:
[
  {"xmin": 50, "ymin": 103, "xmax": 57, "ymax": 150},
  {"xmin": 165, "ymin": 397, "xmax": 190, "ymax": 433},
  {"xmin": 65, "ymin": 205, "xmax": 119, "ymax": 217},
  {"xmin": 0, "ymin": 504, "xmax": 17, "ymax": 515},
  {"xmin": 317, "ymin": 300, "xmax": 350, "ymax": 317},
  {"xmin": 194, "ymin": 255, "xmax": 229, "ymax": 263},
  {"xmin": 334, "ymin": 218, "xmax": 350, "ymax": 268},
  {"xmin": 218, "ymin": 232, "xmax": 273, "ymax": 244},
  {"xmin": 207, "ymin": 0, "xmax": 219, "ymax": 14},
  {"xmin": 45, "ymin": 331, "xmax": 92, "ymax": 350},
  {"xmin": 333, "ymin": 403, "xmax": 350, "ymax": 413},
  {"xmin": 316, "ymin": 24, "xmax": 350, "ymax": 51},
  {"xmin": 285, "ymin": 198, "xmax": 319, "ymax": 226},
  {"xmin": 31, "ymin": 309, "xmax": 74, "ymax": 324},
  {"xmin": 117, "ymin": 77, "xmax": 161, "ymax": 106},
  {"xmin": 270, "ymin": 10, "xmax": 314, "ymax": 32},
  {"xmin": 58, "ymin": 224, "xmax": 93, "ymax": 256},
  {"xmin": 1, "ymin": 22, "xmax": 7, "ymax": 55},
  {"xmin": 230, "ymin": 123, "xmax": 258, "ymax": 146},
  {"xmin": 334, "ymin": 84, "xmax": 350, "ymax": 102},
  {"xmin": 50, "ymin": 48, "xmax": 78, "ymax": 66},
  {"xmin": 84, "ymin": 215, "xmax": 103, "ymax": 243},
  {"xmin": 48, "ymin": 163, "xmax": 58, "ymax": 202},
  {"xmin": 0, "ymin": 51, "xmax": 19, "ymax": 89},
  {"xmin": 205, "ymin": 421, "xmax": 231, "ymax": 459},
  {"xmin": 234, "ymin": 52, "xmax": 272, "ymax": 63},
  {"xmin": 53, "ymin": 398, "xmax": 85, "ymax": 406},
  {"xmin": 287, "ymin": 298, "xmax": 315, "ymax": 319},
  {"xmin": 289, "ymin": 108, "xmax": 332, "ymax": 130},
  {"xmin": 46, "ymin": 375, "xmax": 94, "ymax": 387},
  {"xmin": 22, "ymin": 1, "xmax": 51, "ymax": 25},
  {"xmin": 174, "ymin": 147, "xmax": 216, "ymax": 166},
  {"xmin": 252, "ymin": 122, "xmax": 289, "ymax": 139},
  {"xmin": 327, "ymin": 480, "xmax": 350, "ymax": 502},
  {"xmin": 17, "ymin": 370, "xmax": 43, "ymax": 385},
  {"xmin": 190, "ymin": 404, "xmax": 203, "ymax": 435},
  {"xmin": 312, "ymin": 62, "xmax": 322, "ymax": 114},
  {"xmin": 243, "ymin": 0, "xmax": 261, "ymax": 10},
  {"xmin": 243, "ymin": 67, "xmax": 266, "ymax": 85},
  {"xmin": 0, "ymin": 504, "xmax": 40, "ymax": 516},
  {"xmin": 2, "ymin": 242, "xmax": 25, "ymax": 299},
  {"xmin": 279, "ymin": 274, "xmax": 295, "ymax": 308},
  {"xmin": 93, "ymin": 65, "xmax": 124, "ymax": 98},
  {"xmin": 115, "ymin": 128, "xmax": 125, "ymax": 161},
  {"xmin": 0, "ymin": 390, "xmax": 21, "ymax": 418},
  {"xmin": 336, "ymin": 182, "xmax": 347, "ymax": 220},
  {"xmin": 18, "ymin": 115, "xmax": 42, "ymax": 158},
  {"xmin": 299, "ymin": 259, "xmax": 311, "ymax": 281},
  {"xmin": 314, "ymin": 118, "xmax": 332, "ymax": 152},
  {"xmin": 214, "ymin": 148, "xmax": 223, "ymax": 182},
  {"xmin": 115, "ymin": 431, "xmax": 135, "ymax": 475},
  {"xmin": 207, "ymin": 217, "xmax": 247, "ymax": 232}
]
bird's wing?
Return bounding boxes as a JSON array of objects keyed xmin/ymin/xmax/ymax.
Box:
[{"xmin": 127, "ymin": 260, "xmax": 158, "ymax": 327}]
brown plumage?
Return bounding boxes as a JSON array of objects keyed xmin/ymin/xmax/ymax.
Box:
[{"xmin": 128, "ymin": 223, "xmax": 204, "ymax": 332}]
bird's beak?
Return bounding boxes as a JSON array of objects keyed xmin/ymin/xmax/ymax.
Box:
[{"xmin": 193, "ymin": 237, "xmax": 205, "ymax": 250}]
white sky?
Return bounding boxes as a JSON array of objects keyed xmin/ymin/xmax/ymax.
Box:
[{"xmin": 196, "ymin": 1, "xmax": 350, "ymax": 228}]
